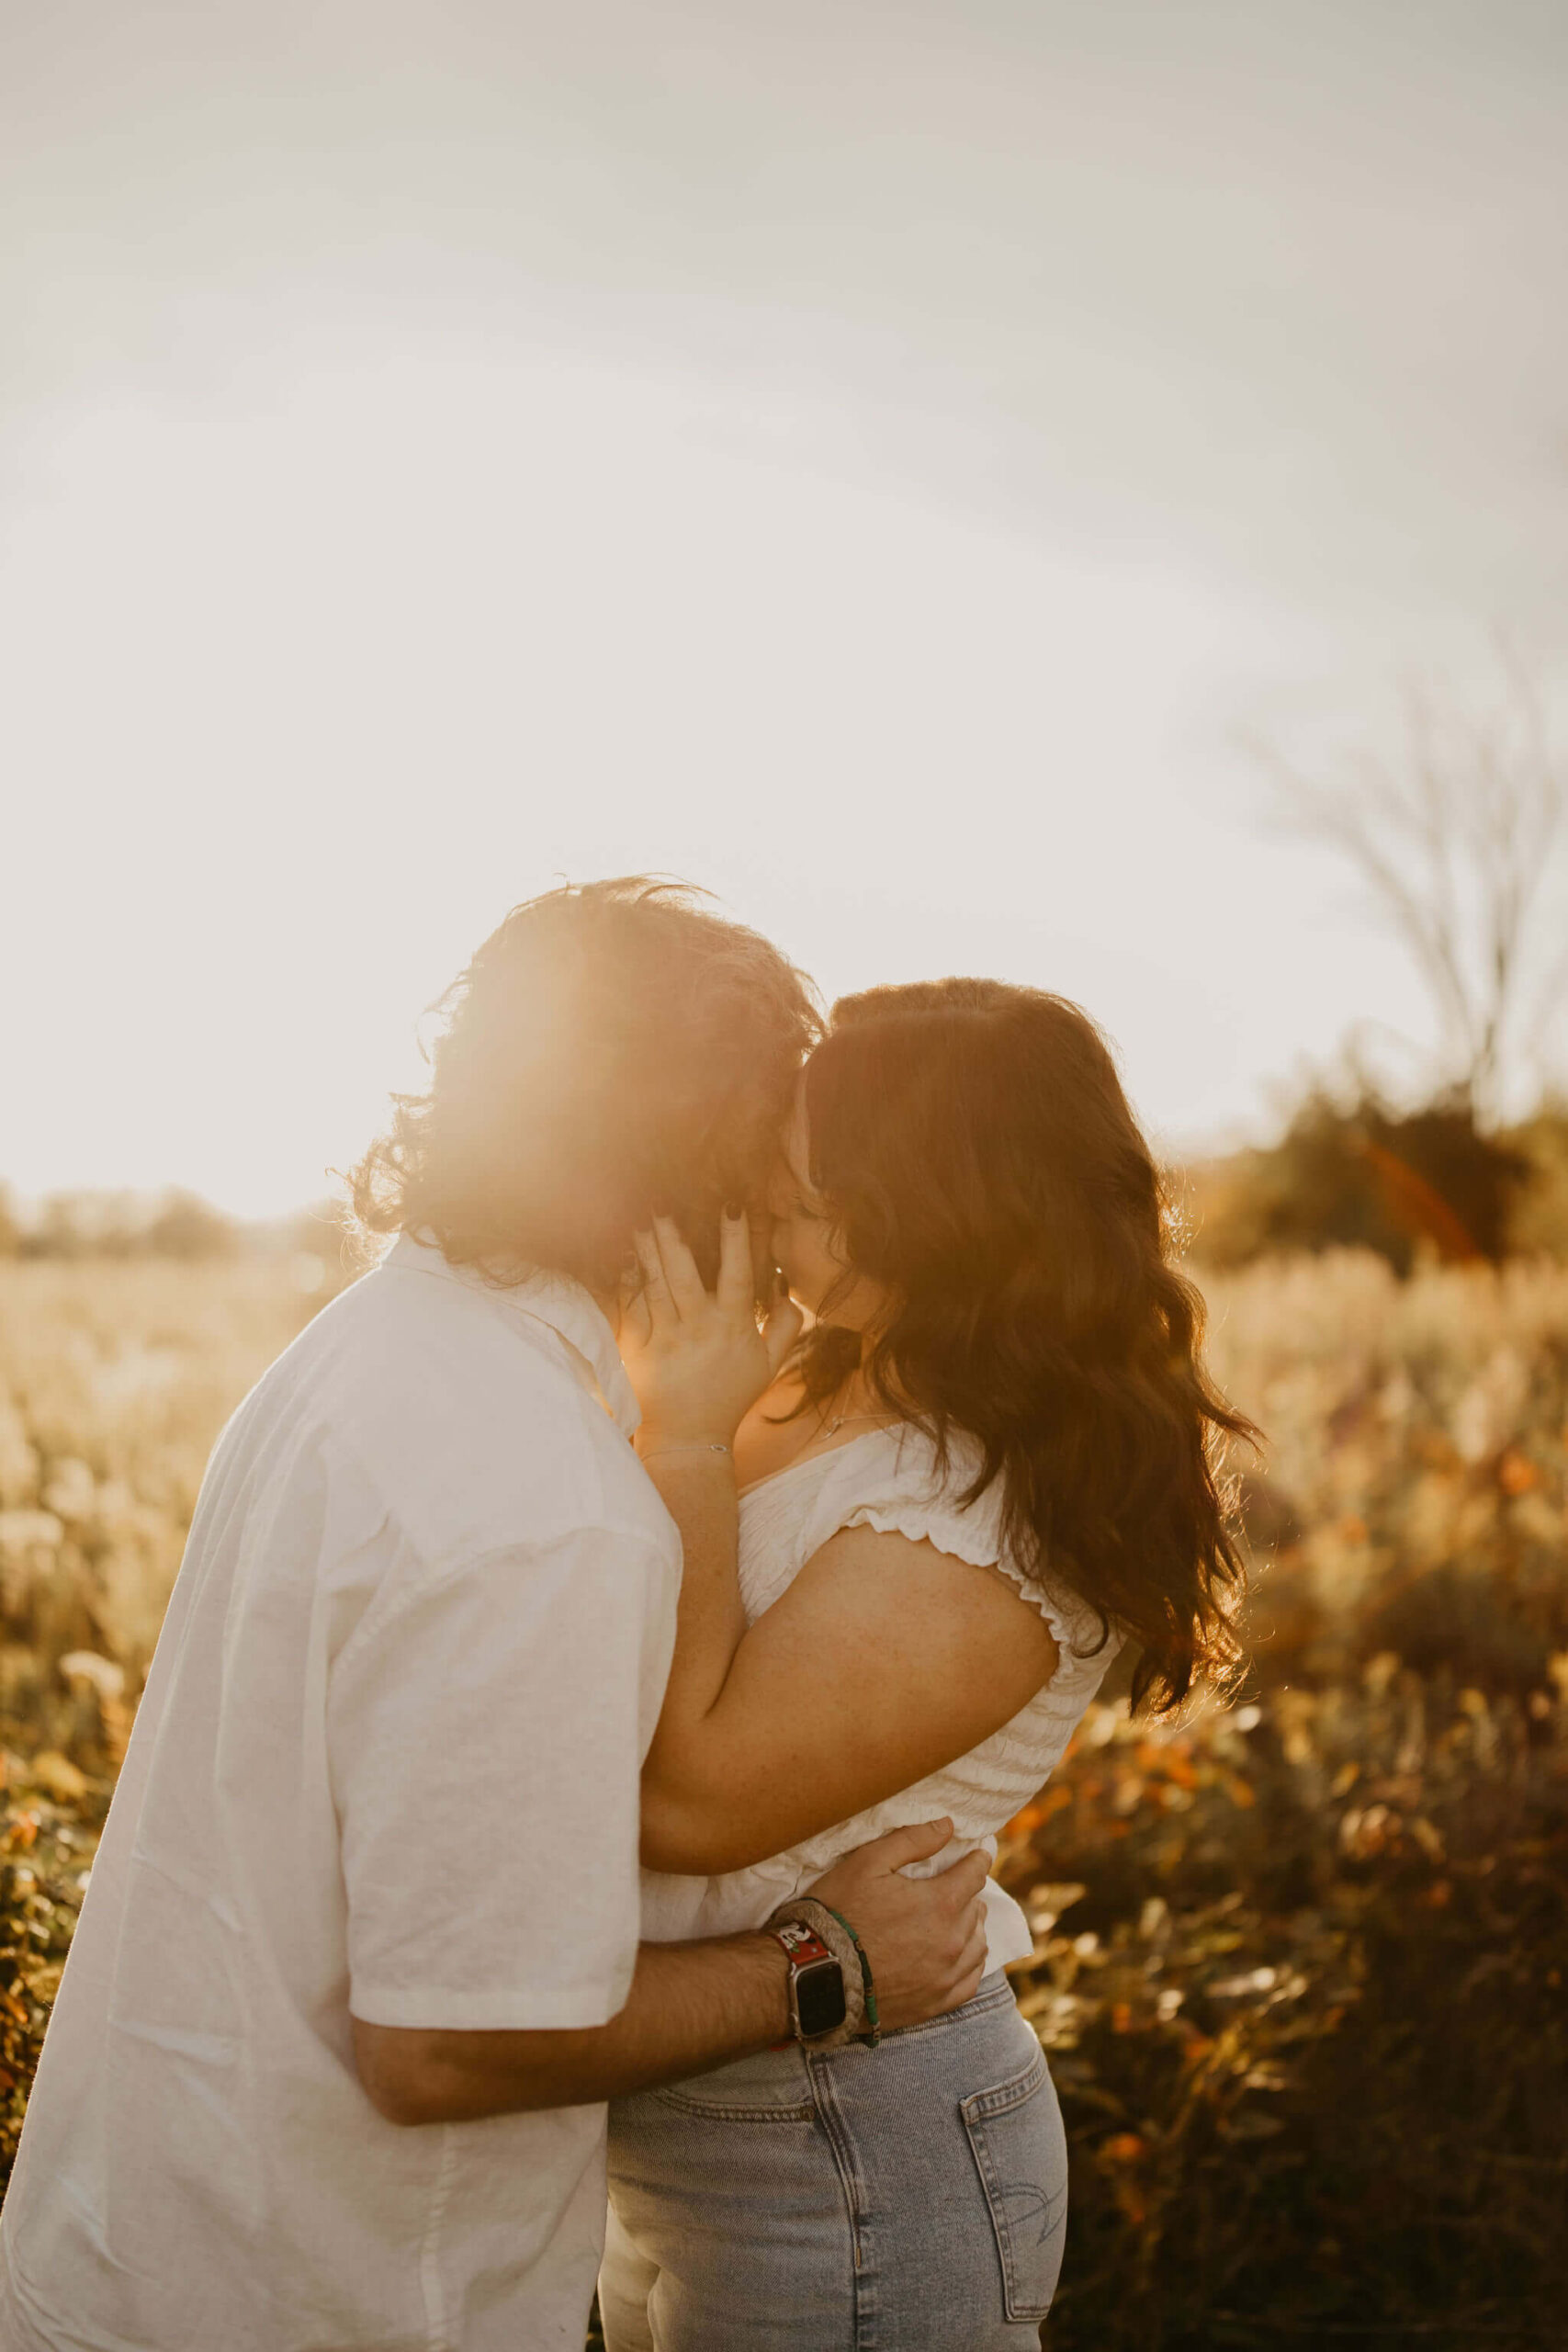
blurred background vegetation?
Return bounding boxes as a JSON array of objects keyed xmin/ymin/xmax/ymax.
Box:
[{"xmin": 3, "ymin": 662, "xmax": 1566, "ymax": 2346}]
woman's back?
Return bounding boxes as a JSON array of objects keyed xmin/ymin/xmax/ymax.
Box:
[{"xmin": 638, "ymin": 1423, "xmax": 1122, "ymax": 1968}]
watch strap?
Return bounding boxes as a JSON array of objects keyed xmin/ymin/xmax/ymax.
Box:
[
  {"xmin": 766, "ymin": 1922, "xmax": 845, "ymax": 2047},
  {"xmin": 769, "ymin": 1921, "xmax": 835, "ymax": 1971},
  {"xmin": 763, "ymin": 1897, "xmax": 867, "ymax": 2049}
]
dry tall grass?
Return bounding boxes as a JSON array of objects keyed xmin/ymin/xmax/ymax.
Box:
[
  {"xmin": 0, "ymin": 1261, "xmax": 333, "ymax": 1753},
  {"xmin": 2, "ymin": 1253, "xmax": 1564, "ymax": 2345}
]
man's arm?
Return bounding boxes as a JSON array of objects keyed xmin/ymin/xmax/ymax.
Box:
[
  {"xmin": 353, "ymin": 1818, "xmax": 989, "ymax": 2125},
  {"xmin": 354, "ymin": 1931, "xmax": 786, "ymax": 2125}
]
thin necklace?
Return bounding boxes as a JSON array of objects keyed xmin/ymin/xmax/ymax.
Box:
[{"xmin": 820, "ymin": 1409, "xmax": 891, "ymax": 1437}]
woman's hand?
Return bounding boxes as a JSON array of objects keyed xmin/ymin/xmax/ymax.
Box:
[{"xmin": 622, "ymin": 1212, "xmax": 804, "ymax": 1453}]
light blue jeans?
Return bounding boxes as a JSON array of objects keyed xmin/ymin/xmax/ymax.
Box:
[{"xmin": 601, "ymin": 1974, "xmax": 1066, "ymax": 2350}]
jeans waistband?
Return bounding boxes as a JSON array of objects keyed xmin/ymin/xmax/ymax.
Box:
[
  {"xmin": 852, "ymin": 1969, "xmax": 1014, "ymax": 2052},
  {"xmin": 624, "ymin": 1973, "xmax": 1021, "ymax": 2118}
]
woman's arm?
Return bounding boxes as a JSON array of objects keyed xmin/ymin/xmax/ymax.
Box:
[
  {"xmin": 638, "ymin": 1510, "xmax": 1058, "ymax": 1873},
  {"xmin": 624, "ymin": 1214, "xmax": 802, "ymax": 1754},
  {"xmin": 624, "ymin": 1219, "xmax": 1060, "ymax": 1876}
]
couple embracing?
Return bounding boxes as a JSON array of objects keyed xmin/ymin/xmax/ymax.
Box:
[{"xmin": 1, "ymin": 880, "xmax": 1247, "ymax": 2351}]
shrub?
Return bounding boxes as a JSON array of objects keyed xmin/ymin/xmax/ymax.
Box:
[
  {"xmin": 1000, "ymin": 1670, "xmax": 1568, "ymax": 2346},
  {"xmin": 1190, "ymin": 1091, "xmax": 1533, "ymax": 1273}
]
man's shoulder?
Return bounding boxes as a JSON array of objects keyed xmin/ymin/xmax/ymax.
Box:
[{"xmin": 276, "ymin": 1261, "xmax": 670, "ymax": 1571}]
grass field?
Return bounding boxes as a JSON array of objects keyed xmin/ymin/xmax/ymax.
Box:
[{"xmin": 2, "ymin": 1253, "xmax": 1565, "ymax": 2346}]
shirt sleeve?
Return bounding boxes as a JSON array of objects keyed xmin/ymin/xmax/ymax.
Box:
[
  {"xmin": 328, "ymin": 1522, "xmax": 673, "ymax": 2032},
  {"xmin": 806, "ymin": 1432, "xmax": 1111, "ymax": 1682}
]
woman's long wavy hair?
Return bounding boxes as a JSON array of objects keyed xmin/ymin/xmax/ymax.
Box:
[{"xmin": 794, "ymin": 980, "xmax": 1257, "ymax": 1713}]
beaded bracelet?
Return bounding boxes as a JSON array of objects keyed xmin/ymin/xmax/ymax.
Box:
[{"xmin": 823, "ymin": 1904, "xmax": 882, "ymax": 2046}]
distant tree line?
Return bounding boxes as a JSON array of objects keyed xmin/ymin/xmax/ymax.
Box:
[
  {"xmin": 0, "ymin": 1188, "xmax": 351, "ymax": 1265},
  {"xmin": 6, "ymin": 1125, "xmax": 1565, "ymax": 1282}
]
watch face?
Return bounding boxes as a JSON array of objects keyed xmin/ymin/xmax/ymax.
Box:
[{"xmin": 795, "ymin": 1956, "xmax": 848, "ymax": 2040}]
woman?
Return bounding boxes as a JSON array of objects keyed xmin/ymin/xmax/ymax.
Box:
[{"xmin": 603, "ymin": 979, "xmax": 1253, "ymax": 2351}]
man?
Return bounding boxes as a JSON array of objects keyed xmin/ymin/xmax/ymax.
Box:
[{"xmin": 0, "ymin": 881, "xmax": 986, "ymax": 2351}]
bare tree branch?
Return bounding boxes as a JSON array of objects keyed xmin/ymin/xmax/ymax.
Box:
[{"xmin": 1251, "ymin": 650, "xmax": 1565, "ymax": 1125}]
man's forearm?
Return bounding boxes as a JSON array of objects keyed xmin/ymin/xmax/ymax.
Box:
[{"xmin": 355, "ymin": 1931, "xmax": 791, "ymax": 2126}]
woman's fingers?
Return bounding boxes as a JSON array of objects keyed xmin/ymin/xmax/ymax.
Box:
[
  {"xmin": 651, "ymin": 1216, "xmax": 706, "ymax": 1316},
  {"xmin": 621, "ymin": 1288, "xmax": 653, "ymax": 1350},
  {"xmin": 634, "ymin": 1228, "xmax": 678, "ymax": 1325},
  {"xmin": 716, "ymin": 1209, "xmax": 754, "ymax": 1319}
]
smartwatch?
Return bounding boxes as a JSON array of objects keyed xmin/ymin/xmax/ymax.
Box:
[{"xmin": 768, "ymin": 1920, "xmax": 848, "ymax": 2042}]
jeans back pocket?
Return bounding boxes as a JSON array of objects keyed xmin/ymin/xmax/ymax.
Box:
[{"xmin": 961, "ymin": 2048, "xmax": 1068, "ymax": 2322}]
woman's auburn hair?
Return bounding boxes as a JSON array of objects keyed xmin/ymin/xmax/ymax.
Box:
[
  {"xmin": 795, "ymin": 978, "xmax": 1257, "ymax": 1713},
  {"xmin": 350, "ymin": 878, "xmax": 819, "ymax": 1296}
]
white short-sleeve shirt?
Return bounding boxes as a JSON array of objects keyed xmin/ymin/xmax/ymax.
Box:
[{"xmin": 0, "ymin": 1237, "xmax": 680, "ymax": 2352}]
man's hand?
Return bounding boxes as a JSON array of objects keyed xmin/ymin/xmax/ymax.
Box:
[{"xmin": 807, "ymin": 1818, "xmax": 990, "ymax": 2032}]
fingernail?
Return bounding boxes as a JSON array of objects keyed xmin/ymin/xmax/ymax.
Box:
[{"xmin": 725, "ymin": 1201, "xmax": 744, "ymax": 1220}]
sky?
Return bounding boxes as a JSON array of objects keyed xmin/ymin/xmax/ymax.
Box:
[{"xmin": 3, "ymin": 0, "xmax": 1566, "ymax": 1216}]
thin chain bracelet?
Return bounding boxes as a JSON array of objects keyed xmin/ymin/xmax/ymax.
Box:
[{"xmin": 638, "ymin": 1442, "xmax": 732, "ymax": 1461}]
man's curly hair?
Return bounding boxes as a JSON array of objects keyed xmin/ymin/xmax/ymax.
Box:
[{"xmin": 350, "ymin": 878, "xmax": 819, "ymax": 1295}]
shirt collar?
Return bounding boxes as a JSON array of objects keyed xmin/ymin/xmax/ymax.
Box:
[{"xmin": 384, "ymin": 1233, "xmax": 640, "ymax": 1438}]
